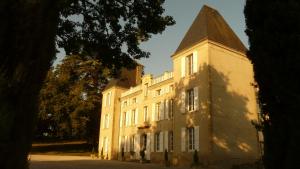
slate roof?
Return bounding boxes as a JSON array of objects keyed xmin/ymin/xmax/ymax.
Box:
[{"xmin": 174, "ymin": 5, "xmax": 247, "ymax": 55}]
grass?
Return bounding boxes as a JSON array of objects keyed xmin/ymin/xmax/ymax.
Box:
[{"xmin": 31, "ymin": 140, "xmax": 96, "ymax": 156}]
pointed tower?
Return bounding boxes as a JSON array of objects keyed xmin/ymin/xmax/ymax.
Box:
[
  {"xmin": 175, "ymin": 5, "xmax": 246, "ymax": 55},
  {"xmin": 172, "ymin": 5, "xmax": 260, "ymax": 167}
]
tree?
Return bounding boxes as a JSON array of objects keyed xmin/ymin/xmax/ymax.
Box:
[
  {"xmin": 0, "ymin": 0, "xmax": 174, "ymax": 168},
  {"xmin": 244, "ymin": 1, "xmax": 300, "ymax": 169},
  {"xmin": 38, "ymin": 55, "xmax": 108, "ymax": 144}
]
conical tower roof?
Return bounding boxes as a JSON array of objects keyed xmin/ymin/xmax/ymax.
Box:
[{"xmin": 174, "ymin": 5, "xmax": 246, "ymax": 55}]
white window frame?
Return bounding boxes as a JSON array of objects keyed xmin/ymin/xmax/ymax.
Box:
[
  {"xmin": 144, "ymin": 106, "xmax": 148, "ymax": 122},
  {"xmin": 104, "ymin": 114, "xmax": 109, "ymax": 129},
  {"xmin": 187, "ymin": 88, "xmax": 195, "ymax": 111},
  {"xmin": 156, "ymin": 102, "xmax": 161, "ymax": 121},
  {"xmin": 186, "ymin": 54, "xmax": 193, "ymax": 76},
  {"xmin": 188, "ymin": 127, "xmax": 195, "ymax": 151},
  {"xmin": 132, "ymin": 109, "xmax": 136, "ymax": 126}
]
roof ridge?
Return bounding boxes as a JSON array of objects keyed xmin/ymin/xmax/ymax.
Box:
[{"xmin": 173, "ymin": 5, "xmax": 246, "ymax": 56}]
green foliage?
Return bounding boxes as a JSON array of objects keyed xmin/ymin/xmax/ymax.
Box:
[
  {"xmin": 244, "ymin": 1, "xmax": 300, "ymax": 169},
  {"xmin": 0, "ymin": 0, "xmax": 173, "ymax": 168},
  {"xmin": 38, "ymin": 55, "xmax": 108, "ymax": 143},
  {"xmin": 57, "ymin": 0, "xmax": 175, "ymax": 76}
]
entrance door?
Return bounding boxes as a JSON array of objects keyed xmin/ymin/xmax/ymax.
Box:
[{"xmin": 140, "ymin": 133, "xmax": 150, "ymax": 160}]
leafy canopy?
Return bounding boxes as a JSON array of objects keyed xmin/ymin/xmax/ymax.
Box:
[{"xmin": 57, "ymin": 0, "xmax": 175, "ymax": 76}]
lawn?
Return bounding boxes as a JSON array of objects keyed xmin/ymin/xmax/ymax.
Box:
[{"xmin": 31, "ymin": 140, "xmax": 96, "ymax": 156}]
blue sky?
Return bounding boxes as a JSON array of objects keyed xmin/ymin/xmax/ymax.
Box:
[{"xmin": 55, "ymin": 0, "xmax": 247, "ymax": 76}]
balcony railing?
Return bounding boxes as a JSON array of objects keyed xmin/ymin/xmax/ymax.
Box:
[
  {"xmin": 121, "ymin": 85, "xmax": 142, "ymax": 97},
  {"xmin": 151, "ymin": 71, "xmax": 173, "ymax": 85}
]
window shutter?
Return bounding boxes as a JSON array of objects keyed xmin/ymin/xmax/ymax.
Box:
[
  {"xmin": 160, "ymin": 101, "xmax": 165, "ymax": 120},
  {"xmin": 164, "ymin": 131, "xmax": 169, "ymax": 151},
  {"xmin": 195, "ymin": 126, "xmax": 199, "ymax": 151},
  {"xmin": 125, "ymin": 112, "xmax": 128, "ymax": 126},
  {"xmin": 108, "ymin": 92, "xmax": 111, "ymax": 106},
  {"xmin": 119, "ymin": 136, "xmax": 122, "ymax": 151},
  {"xmin": 181, "ymin": 90, "xmax": 186, "ymax": 113},
  {"xmin": 155, "ymin": 104, "xmax": 159, "ymax": 121},
  {"xmin": 150, "ymin": 133, "xmax": 154, "ymax": 152},
  {"xmin": 146, "ymin": 133, "xmax": 151, "ymax": 152},
  {"xmin": 125, "ymin": 136, "xmax": 128, "ymax": 152},
  {"xmin": 194, "ymin": 87, "xmax": 199, "ymax": 110},
  {"xmin": 128, "ymin": 111, "xmax": 131, "ymax": 126},
  {"xmin": 165, "ymin": 100, "xmax": 169, "ymax": 119},
  {"xmin": 102, "ymin": 115, "xmax": 105, "ymax": 129},
  {"xmin": 120, "ymin": 112, "xmax": 123, "ymax": 127},
  {"xmin": 181, "ymin": 57, "xmax": 186, "ymax": 77},
  {"xmin": 152, "ymin": 103, "xmax": 155, "ymax": 121},
  {"xmin": 181, "ymin": 128, "xmax": 186, "ymax": 152},
  {"xmin": 159, "ymin": 132, "xmax": 164, "ymax": 152},
  {"xmin": 193, "ymin": 51, "xmax": 198, "ymax": 73},
  {"xmin": 135, "ymin": 134, "xmax": 140, "ymax": 157},
  {"xmin": 107, "ymin": 114, "xmax": 110, "ymax": 128},
  {"xmin": 135, "ymin": 109, "xmax": 138, "ymax": 125},
  {"xmin": 104, "ymin": 138, "xmax": 108, "ymax": 152}
]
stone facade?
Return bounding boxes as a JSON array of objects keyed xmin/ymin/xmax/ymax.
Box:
[{"xmin": 99, "ymin": 5, "xmax": 262, "ymax": 168}]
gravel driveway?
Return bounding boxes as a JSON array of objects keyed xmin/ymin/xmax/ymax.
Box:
[{"xmin": 30, "ymin": 155, "xmax": 186, "ymax": 169}]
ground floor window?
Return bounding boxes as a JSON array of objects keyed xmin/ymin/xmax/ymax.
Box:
[
  {"xmin": 169, "ymin": 131, "xmax": 173, "ymax": 151},
  {"xmin": 130, "ymin": 135, "xmax": 135, "ymax": 152},
  {"xmin": 188, "ymin": 127, "xmax": 195, "ymax": 150},
  {"xmin": 155, "ymin": 132, "xmax": 160, "ymax": 152},
  {"xmin": 103, "ymin": 137, "xmax": 108, "ymax": 152}
]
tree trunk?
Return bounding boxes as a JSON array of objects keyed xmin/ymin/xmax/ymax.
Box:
[{"xmin": 0, "ymin": 1, "xmax": 60, "ymax": 168}]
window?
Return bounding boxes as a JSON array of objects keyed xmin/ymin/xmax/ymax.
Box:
[
  {"xmin": 188, "ymin": 127, "xmax": 195, "ymax": 150},
  {"xmin": 123, "ymin": 112, "xmax": 127, "ymax": 127},
  {"xmin": 121, "ymin": 136, "xmax": 125, "ymax": 150},
  {"xmin": 130, "ymin": 135, "xmax": 135, "ymax": 152},
  {"xmin": 156, "ymin": 102, "xmax": 161, "ymax": 120},
  {"xmin": 144, "ymin": 106, "xmax": 148, "ymax": 122},
  {"xmin": 123, "ymin": 101, "xmax": 127, "ymax": 107},
  {"xmin": 155, "ymin": 132, "xmax": 160, "ymax": 152},
  {"xmin": 186, "ymin": 54, "xmax": 193, "ymax": 75},
  {"xmin": 169, "ymin": 131, "xmax": 174, "ymax": 151},
  {"xmin": 103, "ymin": 137, "xmax": 108, "ymax": 152},
  {"xmin": 106, "ymin": 92, "xmax": 111, "ymax": 106},
  {"xmin": 170, "ymin": 99, "xmax": 174, "ymax": 118},
  {"xmin": 104, "ymin": 114, "xmax": 109, "ymax": 128},
  {"xmin": 132, "ymin": 98, "xmax": 137, "ymax": 104},
  {"xmin": 156, "ymin": 89, "xmax": 161, "ymax": 96},
  {"xmin": 132, "ymin": 109, "xmax": 136, "ymax": 125},
  {"xmin": 187, "ymin": 88, "xmax": 195, "ymax": 111}
]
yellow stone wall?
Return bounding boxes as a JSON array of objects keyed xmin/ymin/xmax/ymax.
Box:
[{"xmin": 98, "ymin": 40, "xmax": 260, "ymax": 167}]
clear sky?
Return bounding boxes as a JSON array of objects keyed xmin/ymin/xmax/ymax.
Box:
[
  {"xmin": 54, "ymin": 0, "xmax": 247, "ymax": 76},
  {"xmin": 139, "ymin": 0, "xmax": 247, "ymax": 76}
]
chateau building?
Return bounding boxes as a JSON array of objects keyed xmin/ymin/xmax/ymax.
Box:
[{"xmin": 99, "ymin": 5, "xmax": 262, "ymax": 167}]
